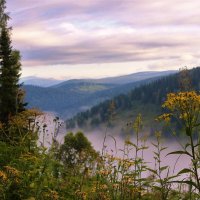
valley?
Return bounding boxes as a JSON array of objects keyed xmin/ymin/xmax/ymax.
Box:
[{"xmin": 23, "ymin": 70, "xmax": 176, "ymax": 119}]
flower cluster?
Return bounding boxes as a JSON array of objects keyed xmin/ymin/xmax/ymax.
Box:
[
  {"xmin": 4, "ymin": 166, "xmax": 20, "ymax": 177},
  {"xmin": 75, "ymin": 190, "xmax": 87, "ymax": 200},
  {"xmin": 163, "ymin": 92, "xmax": 200, "ymax": 113},
  {"xmin": 0, "ymin": 170, "xmax": 7, "ymax": 182},
  {"xmin": 159, "ymin": 91, "xmax": 200, "ymax": 131}
]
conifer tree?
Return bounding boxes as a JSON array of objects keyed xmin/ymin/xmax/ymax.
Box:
[{"xmin": 0, "ymin": 0, "xmax": 25, "ymax": 124}]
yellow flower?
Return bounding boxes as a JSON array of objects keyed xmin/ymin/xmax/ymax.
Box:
[
  {"xmin": 155, "ymin": 131, "xmax": 161, "ymax": 138},
  {"xmin": 98, "ymin": 169, "xmax": 111, "ymax": 176},
  {"xmin": 159, "ymin": 91, "xmax": 200, "ymax": 136},
  {"xmin": 100, "ymin": 184, "xmax": 108, "ymax": 190},
  {"xmin": 75, "ymin": 190, "xmax": 87, "ymax": 200},
  {"xmin": 50, "ymin": 190, "xmax": 59, "ymax": 200},
  {"xmin": 4, "ymin": 166, "xmax": 20, "ymax": 177},
  {"xmin": 156, "ymin": 113, "xmax": 172, "ymax": 122},
  {"xmin": 112, "ymin": 183, "xmax": 119, "ymax": 189},
  {"xmin": 0, "ymin": 170, "xmax": 7, "ymax": 182}
]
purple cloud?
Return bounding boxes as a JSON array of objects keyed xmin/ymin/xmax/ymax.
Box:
[{"xmin": 5, "ymin": 0, "xmax": 200, "ymax": 77}]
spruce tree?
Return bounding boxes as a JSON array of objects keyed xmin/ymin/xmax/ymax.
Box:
[{"xmin": 0, "ymin": 0, "xmax": 25, "ymax": 124}]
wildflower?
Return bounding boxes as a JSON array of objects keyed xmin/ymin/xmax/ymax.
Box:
[
  {"xmin": 0, "ymin": 170, "xmax": 7, "ymax": 182},
  {"xmin": 112, "ymin": 183, "xmax": 119, "ymax": 189},
  {"xmin": 75, "ymin": 190, "xmax": 87, "ymax": 200},
  {"xmin": 160, "ymin": 91, "xmax": 200, "ymax": 135},
  {"xmin": 100, "ymin": 184, "xmax": 108, "ymax": 190},
  {"xmin": 156, "ymin": 113, "xmax": 172, "ymax": 122},
  {"xmin": 4, "ymin": 166, "xmax": 20, "ymax": 177},
  {"xmin": 155, "ymin": 131, "xmax": 161, "ymax": 138},
  {"xmin": 98, "ymin": 169, "xmax": 111, "ymax": 176},
  {"xmin": 50, "ymin": 190, "xmax": 59, "ymax": 200}
]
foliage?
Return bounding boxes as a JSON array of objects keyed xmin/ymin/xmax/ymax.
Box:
[
  {"xmin": 0, "ymin": 0, "xmax": 26, "ymax": 124},
  {"xmin": 158, "ymin": 91, "xmax": 200, "ymax": 195},
  {"xmin": 0, "ymin": 91, "xmax": 200, "ymax": 199},
  {"xmin": 59, "ymin": 131, "xmax": 98, "ymax": 175},
  {"xmin": 148, "ymin": 132, "xmax": 172, "ymax": 200},
  {"xmin": 67, "ymin": 67, "xmax": 200, "ymax": 134}
]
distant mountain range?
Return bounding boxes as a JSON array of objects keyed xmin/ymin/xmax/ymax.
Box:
[
  {"xmin": 20, "ymin": 76, "xmax": 63, "ymax": 87},
  {"xmin": 22, "ymin": 70, "xmax": 177, "ymax": 118},
  {"xmin": 21, "ymin": 71, "xmax": 176, "ymax": 87}
]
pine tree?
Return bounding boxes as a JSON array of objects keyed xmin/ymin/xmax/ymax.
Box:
[{"xmin": 0, "ymin": 0, "xmax": 25, "ymax": 124}]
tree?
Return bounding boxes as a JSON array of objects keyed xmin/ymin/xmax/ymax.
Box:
[
  {"xmin": 0, "ymin": 0, "xmax": 25, "ymax": 124},
  {"xmin": 59, "ymin": 132, "xmax": 98, "ymax": 175},
  {"xmin": 178, "ymin": 67, "xmax": 192, "ymax": 91},
  {"xmin": 0, "ymin": 0, "xmax": 9, "ymax": 25}
]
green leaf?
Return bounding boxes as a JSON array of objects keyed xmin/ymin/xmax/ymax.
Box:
[
  {"xmin": 167, "ymin": 150, "xmax": 192, "ymax": 157},
  {"xmin": 151, "ymin": 142, "xmax": 157, "ymax": 148},
  {"xmin": 184, "ymin": 143, "xmax": 190, "ymax": 150},
  {"xmin": 129, "ymin": 143, "xmax": 138, "ymax": 149},
  {"xmin": 153, "ymin": 152, "xmax": 159, "ymax": 157},
  {"xmin": 177, "ymin": 168, "xmax": 194, "ymax": 175},
  {"xmin": 166, "ymin": 175, "xmax": 178, "ymax": 180},
  {"xmin": 147, "ymin": 168, "xmax": 158, "ymax": 175},
  {"xmin": 138, "ymin": 146, "xmax": 148, "ymax": 151},
  {"xmin": 161, "ymin": 147, "xmax": 167, "ymax": 151},
  {"xmin": 153, "ymin": 185, "xmax": 162, "ymax": 190},
  {"xmin": 160, "ymin": 166, "xmax": 168, "ymax": 171}
]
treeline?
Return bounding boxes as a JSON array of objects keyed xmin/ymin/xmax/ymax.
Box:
[
  {"xmin": 24, "ymin": 76, "xmax": 162, "ymax": 119},
  {"xmin": 67, "ymin": 67, "xmax": 200, "ymax": 129}
]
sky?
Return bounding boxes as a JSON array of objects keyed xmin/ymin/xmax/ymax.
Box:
[{"xmin": 7, "ymin": 0, "xmax": 200, "ymax": 79}]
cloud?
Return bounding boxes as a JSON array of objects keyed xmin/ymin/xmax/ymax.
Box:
[{"xmin": 6, "ymin": 0, "xmax": 200, "ymax": 77}]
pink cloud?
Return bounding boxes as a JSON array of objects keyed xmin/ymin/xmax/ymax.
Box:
[{"xmin": 5, "ymin": 0, "xmax": 200, "ymax": 74}]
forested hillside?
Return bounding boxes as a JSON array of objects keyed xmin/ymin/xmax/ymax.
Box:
[
  {"xmin": 67, "ymin": 67, "xmax": 200, "ymax": 135},
  {"xmin": 24, "ymin": 71, "xmax": 175, "ymax": 118}
]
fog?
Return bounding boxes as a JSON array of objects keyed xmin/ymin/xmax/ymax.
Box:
[
  {"xmin": 37, "ymin": 113, "xmax": 190, "ymax": 179},
  {"xmin": 87, "ymin": 131, "xmax": 190, "ymax": 176}
]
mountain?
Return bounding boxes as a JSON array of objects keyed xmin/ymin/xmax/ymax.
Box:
[
  {"xmin": 52, "ymin": 70, "xmax": 176, "ymax": 88},
  {"xmin": 21, "ymin": 71, "xmax": 176, "ymax": 88},
  {"xmin": 23, "ymin": 82, "xmax": 116, "ymax": 118},
  {"xmin": 20, "ymin": 76, "xmax": 62, "ymax": 87},
  {"xmin": 90, "ymin": 70, "xmax": 177, "ymax": 84},
  {"xmin": 23, "ymin": 70, "xmax": 176, "ymax": 118},
  {"xmin": 66, "ymin": 67, "xmax": 200, "ymax": 136}
]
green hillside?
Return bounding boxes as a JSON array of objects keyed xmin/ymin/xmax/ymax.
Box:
[
  {"xmin": 66, "ymin": 67, "xmax": 200, "ymax": 136},
  {"xmin": 24, "ymin": 71, "xmax": 175, "ymax": 118}
]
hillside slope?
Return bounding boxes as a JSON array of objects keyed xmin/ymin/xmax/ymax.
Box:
[
  {"xmin": 24, "ymin": 79, "xmax": 153, "ymax": 118},
  {"xmin": 66, "ymin": 67, "xmax": 200, "ymax": 136},
  {"xmin": 24, "ymin": 71, "xmax": 175, "ymax": 118},
  {"xmin": 53, "ymin": 70, "xmax": 176, "ymax": 87}
]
